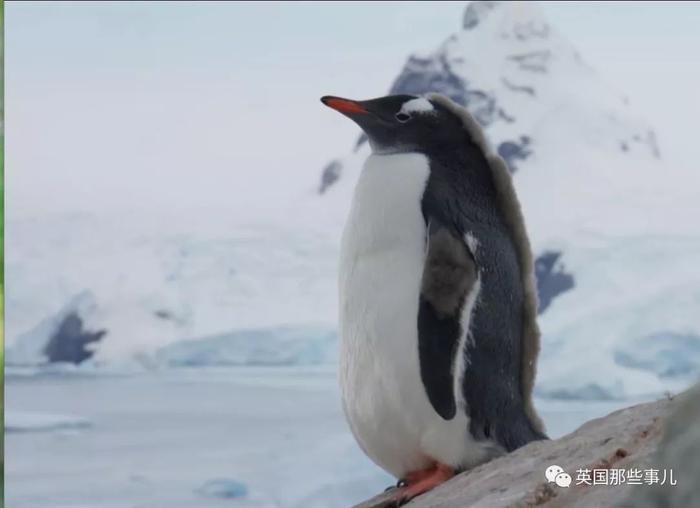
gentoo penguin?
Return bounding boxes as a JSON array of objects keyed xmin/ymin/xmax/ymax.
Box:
[{"xmin": 321, "ymin": 93, "xmax": 547, "ymax": 502}]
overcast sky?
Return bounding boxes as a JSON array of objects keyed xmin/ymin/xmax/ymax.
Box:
[{"xmin": 6, "ymin": 1, "xmax": 700, "ymax": 219}]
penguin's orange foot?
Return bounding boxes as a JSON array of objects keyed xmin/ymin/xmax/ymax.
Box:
[{"xmin": 393, "ymin": 463, "xmax": 454, "ymax": 505}]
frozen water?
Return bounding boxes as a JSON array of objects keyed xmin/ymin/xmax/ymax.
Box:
[
  {"xmin": 5, "ymin": 367, "xmax": 653, "ymax": 508},
  {"xmin": 196, "ymin": 478, "xmax": 249, "ymax": 499},
  {"xmin": 6, "ymin": 410, "xmax": 92, "ymax": 433},
  {"xmin": 4, "ymin": 367, "xmax": 389, "ymax": 508}
]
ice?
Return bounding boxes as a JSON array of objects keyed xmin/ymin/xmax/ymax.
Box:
[
  {"xmin": 4, "ymin": 368, "xmax": 389, "ymax": 508},
  {"xmin": 614, "ymin": 332, "xmax": 700, "ymax": 380},
  {"xmin": 4, "ymin": 367, "xmax": 650, "ymax": 508},
  {"xmin": 534, "ymin": 235, "xmax": 700, "ymax": 400},
  {"xmin": 5, "ymin": 212, "xmax": 341, "ymax": 365},
  {"xmin": 6, "ymin": 410, "xmax": 92, "ymax": 433},
  {"xmin": 196, "ymin": 478, "xmax": 249, "ymax": 499},
  {"xmin": 155, "ymin": 325, "xmax": 337, "ymax": 367}
]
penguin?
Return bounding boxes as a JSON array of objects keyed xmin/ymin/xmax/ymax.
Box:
[{"xmin": 321, "ymin": 93, "xmax": 548, "ymax": 503}]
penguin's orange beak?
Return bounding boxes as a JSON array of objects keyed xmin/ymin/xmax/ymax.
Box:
[{"xmin": 321, "ymin": 96, "xmax": 368, "ymax": 114}]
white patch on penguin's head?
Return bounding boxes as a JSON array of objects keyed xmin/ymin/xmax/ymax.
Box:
[{"xmin": 399, "ymin": 97, "xmax": 436, "ymax": 115}]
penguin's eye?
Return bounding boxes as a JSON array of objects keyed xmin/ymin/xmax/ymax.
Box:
[{"xmin": 395, "ymin": 112, "xmax": 411, "ymax": 123}]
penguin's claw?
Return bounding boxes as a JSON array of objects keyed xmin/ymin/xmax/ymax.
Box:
[
  {"xmin": 384, "ymin": 477, "xmax": 408, "ymax": 492},
  {"xmin": 391, "ymin": 464, "xmax": 454, "ymax": 505}
]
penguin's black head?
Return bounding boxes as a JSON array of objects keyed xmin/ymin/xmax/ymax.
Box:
[{"xmin": 321, "ymin": 94, "xmax": 465, "ymax": 154}]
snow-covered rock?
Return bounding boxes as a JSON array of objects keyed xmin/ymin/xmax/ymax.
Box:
[{"xmin": 6, "ymin": 290, "xmax": 103, "ymax": 366}]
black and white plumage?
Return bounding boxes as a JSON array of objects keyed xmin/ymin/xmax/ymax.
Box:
[{"xmin": 321, "ymin": 93, "xmax": 546, "ymax": 492}]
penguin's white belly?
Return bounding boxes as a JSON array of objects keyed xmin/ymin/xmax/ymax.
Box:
[{"xmin": 338, "ymin": 153, "xmax": 490, "ymax": 478}]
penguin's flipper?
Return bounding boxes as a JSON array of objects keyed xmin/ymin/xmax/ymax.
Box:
[{"xmin": 418, "ymin": 219, "xmax": 478, "ymax": 421}]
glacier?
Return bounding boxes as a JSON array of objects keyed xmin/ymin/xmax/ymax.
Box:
[
  {"xmin": 155, "ymin": 325, "xmax": 338, "ymax": 367},
  {"xmin": 5, "ymin": 211, "xmax": 340, "ymax": 365}
]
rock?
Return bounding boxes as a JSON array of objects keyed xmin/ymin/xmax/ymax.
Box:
[
  {"xmin": 388, "ymin": 54, "xmax": 470, "ymax": 111},
  {"xmin": 352, "ymin": 395, "xmax": 679, "ymax": 508},
  {"xmin": 534, "ymin": 251, "xmax": 575, "ymax": 314},
  {"xmin": 619, "ymin": 386, "xmax": 700, "ymax": 507},
  {"xmin": 320, "ymin": 159, "xmax": 343, "ymax": 194},
  {"xmin": 43, "ymin": 312, "xmax": 106, "ymax": 364},
  {"xmin": 497, "ymin": 136, "xmax": 533, "ymax": 174},
  {"xmin": 6, "ymin": 290, "xmax": 105, "ymax": 366},
  {"xmin": 462, "ymin": 0, "xmax": 501, "ymax": 30}
]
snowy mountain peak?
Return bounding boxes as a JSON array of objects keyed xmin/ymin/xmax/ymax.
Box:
[
  {"xmin": 462, "ymin": 0, "xmax": 501, "ymax": 30},
  {"xmin": 463, "ymin": 1, "xmax": 549, "ymax": 40},
  {"xmin": 320, "ymin": 0, "xmax": 659, "ymax": 197}
]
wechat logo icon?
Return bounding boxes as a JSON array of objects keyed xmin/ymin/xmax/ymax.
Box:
[{"xmin": 545, "ymin": 465, "xmax": 572, "ymax": 488}]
